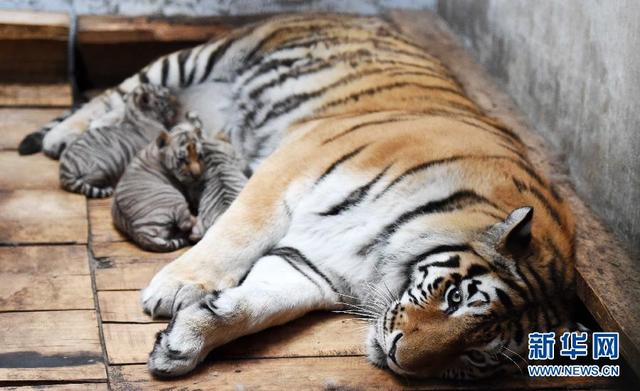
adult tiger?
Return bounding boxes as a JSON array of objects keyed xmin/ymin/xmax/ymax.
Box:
[{"xmin": 22, "ymin": 14, "xmax": 576, "ymax": 379}]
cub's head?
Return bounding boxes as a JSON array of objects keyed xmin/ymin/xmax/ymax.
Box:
[
  {"xmin": 156, "ymin": 112, "xmax": 204, "ymax": 184},
  {"xmin": 367, "ymin": 207, "xmax": 575, "ymax": 379},
  {"xmin": 128, "ymin": 84, "xmax": 179, "ymax": 129}
]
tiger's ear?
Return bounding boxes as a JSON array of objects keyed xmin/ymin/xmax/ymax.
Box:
[
  {"xmin": 486, "ymin": 206, "xmax": 534, "ymax": 257},
  {"xmin": 156, "ymin": 131, "xmax": 170, "ymax": 149}
]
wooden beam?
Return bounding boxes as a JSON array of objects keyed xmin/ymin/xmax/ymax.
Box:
[{"xmin": 0, "ymin": 84, "xmax": 71, "ymax": 107}]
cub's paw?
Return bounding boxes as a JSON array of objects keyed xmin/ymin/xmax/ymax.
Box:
[
  {"xmin": 141, "ymin": 271, "xmax": 207, "ymax": 319},
  {"xmin": 189, "ymin": 219, "xmax": 205, "ymax": 242}
]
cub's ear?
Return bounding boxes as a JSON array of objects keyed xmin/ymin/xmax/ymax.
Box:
[
  {"xmin": 156, "ymin": 131, "xmax": 170, "ymax": 149},
  {"xmin": 486, "ymin": 206, "xmax": 534, "ymax": 257},
  {"xmin": 135, "ymin": 89, "xmax": 151, "ymax": 109},
  {"xmin": 185, "ymin": 111, "xmax": 203, "ymax": 129}
]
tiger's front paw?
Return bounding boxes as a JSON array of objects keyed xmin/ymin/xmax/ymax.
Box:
[
  {"xmin": 148, "ymin": 322, "xmax": 203, "ymax": 378},
  {"xmin": 141, "ymin": 268, "xmax": 208, "ymax": 319},
  {"xmin": 148, "ymin": 293, "xmax": 239, "ymax": 378}
]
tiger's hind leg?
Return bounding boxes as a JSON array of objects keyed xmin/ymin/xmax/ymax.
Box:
[
  {"xmin": 148, "ymin": 252, "xmax": 341, "ymax": 377},
  {"xmin": 39, "ymin": 31, "xmax": 241, "ymax": 158},
  {"xmin": 42, "ymin": 89, "xmax": 126, "ymax": 159}
]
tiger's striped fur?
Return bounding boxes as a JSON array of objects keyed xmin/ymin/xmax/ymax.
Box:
[
  {"xmin": 58, "ymin": 85, "xmax": 178, "ymax": 198},
  {"xmin": 28, "ymin": 14, "xmax": 576, "ymax": 380}
]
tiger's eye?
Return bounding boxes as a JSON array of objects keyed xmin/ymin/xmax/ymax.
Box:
[{"xmin": 448, "ymin": 287, "xmax": 462, "ymax": 305}]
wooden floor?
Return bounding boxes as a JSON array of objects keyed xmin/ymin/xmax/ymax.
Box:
[{"xmin": 0, "ymin": 11, "xmax": 637, "ymax": 391}]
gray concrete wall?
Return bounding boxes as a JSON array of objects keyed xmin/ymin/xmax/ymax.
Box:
[
  {"xmin": 438, "ymin": 0, "xmax": 640, "ymax": 260},
  {"xmin": 0, "ymin": 0, "xmax": 435, "ymax": 16}
]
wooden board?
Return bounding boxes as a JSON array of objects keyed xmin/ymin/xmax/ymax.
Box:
[
  {"xmin": 98, "ymin": 290, "xmax": 154, "ymax": 323},
  {"xmin": 109, "ymin": 357, "xmax": 620, "ymax": 391},
  {"xmin": 0, "ymin": 108, "xmax": 65, "ymax": 150},
  {"xmin": 388, "ymin": 10, "xmax": 640, "ymax": 378},
  {"xmin": 87, "ymin": 198, "xmax": 127, "ymax": 243},
  {"xmin": 93, "ymin": 241, "xmax": 187, "ymax": 291},
  {"xmin": 0, "ymin": 310, "xmax": 106, "ymax": 382},
  {"xmin": 0, "ymin": 10, "xmax": 250, "ymax": 43},
  {"xmin": 0, "ymin": 245, "xmax": 93, "ymax": 312},
  {"xmin": 102, "ymin": 313, "xmax": 364, "ymax": 365},
  {"xmin": 0, "ymin": 384, "xmax": 108, "ymax": 390},
  {"xmin": 0, "ymin": 10, "xmax": 68, "ymax": 41},
  {"xmin": 0, "ymin": 152, "xmax": 60, "ymax": 190},
  {"xmin": 0, "ymin": 84, "xmax": 71, "ymax": 107},
  {"xmin": 0, "ymin": 190, "xmax": 87, "ymax": 244}
]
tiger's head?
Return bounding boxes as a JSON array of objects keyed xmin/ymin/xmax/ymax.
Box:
[
  {"xmin": 366, "ymin": 207, "xmax": 575, "ymax": 379},
  {"xmin": 156, "ymin": 112, "xmax": 205, "ymax": 184},
  {"xmin": 128, "ymin": 84, "xmax": 179, "ymax": 129}
]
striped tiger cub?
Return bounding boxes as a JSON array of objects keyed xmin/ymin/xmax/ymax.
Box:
[
  {"xmin": 189, "ymin": 131, "xmax": 250, "ymax": 242},
  {"xmin": 58, "ymin": 84, "xmax": 178, "ymax": 198},
  {"xmin": 111, "ymin": 118, "xmax": 204, "ymax": 252},
  {"xmin": 26, "ymin": 14, "xmax": 576, "ymax": 380}
]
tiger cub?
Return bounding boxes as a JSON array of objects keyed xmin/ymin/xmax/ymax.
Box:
[
  {"xmin": 59, "ymin": 84, "xmax": 178, "ymax": 198},
  {"xmin": 189, "ymin": 132, "xmax": 250, "ymax": 242},
  {"xmin": 111, "ymin": 119, "xmax": 202, "ymax": 252},
  {"xmin": 112, "ymin": 114, "xmax": 249, "ymax": 251}
]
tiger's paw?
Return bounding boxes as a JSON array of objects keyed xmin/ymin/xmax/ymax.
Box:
[
  {"xmin": 141, "ymin": 273, "xmax": 207, "ymax": 319},
  {"xmin": 148, "ymin": 293, "xmax": 236, "ymax": 377},
  {"xmin": 148, "ymin": 324, "xmax": 203, "ymax": 378}
]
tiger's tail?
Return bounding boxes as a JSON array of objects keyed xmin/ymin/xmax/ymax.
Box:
[
  {"xmin": 18, "ymin": 110, "xmax": 72, "ymax": 155},
  {"xmin": 60, "ymin": 175, "xmax": 114, "ymax": 198},
  {"xmin": 59, "ymin": 157, "xmax": 113, "ymax": 198}
]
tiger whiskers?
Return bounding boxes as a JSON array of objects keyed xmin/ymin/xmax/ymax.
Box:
[
  {"xmin": 502, "ymin": 345, "xmax": 528, "ymax": 367},
  {"xmin": 497, "ymin": 345, "xmax": 524, "ymax": 375}
]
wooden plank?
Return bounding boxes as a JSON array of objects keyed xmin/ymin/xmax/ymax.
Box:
[
  {"xmin": 0, "ymin": 10, "xmax": 68, "ymax": 41},
  {"xmin": 0, "ymin": 108, "xmax": 65, "ymax": 150},
  {"xmin": 0, "ymin": 84, "xmax": 71, "ymax": 107},
  {"xmin": 0, "ymin": 10, "xmax": 257, "ymax": 44},
  {"xmin": 93, "ymin": 241, "xmax": 186, "ymax": 291},
  {"xmin": 88, "ymin": 198, "xmax": 127, "ymax": 243},
  {"xmin": 0, "ymin": 152, "xmax": 60, "ymax": 190},
  {"xmin": 388, "ymin": 10, "xmax": 640, "ymax": 378},
  {"xmin": 77, "ymin": 14, "xmax": 239, "ymax": 44},
  {"xmin": 98, "ymin": 290, "xmax": 153, "ymax": 323},
  {"xmin": 102, "ymin": 313, "xmax": 364, "ymax": 365},
  {"xmin": 0, "ymin": 190, "xmax": 87, "ymax": 244},
  {"xmin": 102, "ymin": 323, "xmax": 163, "ymax": 365},
  {"xmin": 0, "ymin": 384, "xmax": 108, "ymax": 390},
  {"xmin": 0, "ymin": 245, "xmax": 93, "ymax": 312},
  {"xmin": 109, "ymin": 357, "xmax": 620, "ymax": 391},
  {"xmin": 0, "ymin": 310, "xmax": 106, "ymax": 382}
]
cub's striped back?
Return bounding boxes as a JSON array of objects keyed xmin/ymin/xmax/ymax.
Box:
[{"xmin": 59, "ymin": 84, "xmax": 178, "ymax": 198}]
